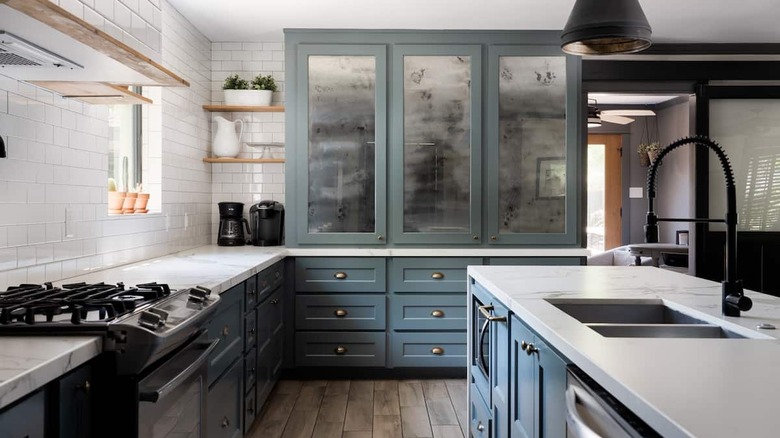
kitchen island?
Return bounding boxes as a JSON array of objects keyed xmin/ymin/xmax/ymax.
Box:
[{"xmin": 468, "ymin": 265, "xmax": 780, "ymax": 437}]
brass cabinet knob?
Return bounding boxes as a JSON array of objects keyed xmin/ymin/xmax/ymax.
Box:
[
  {"xmin": 334, "ymin": 309, "xmax": 348, "ymax": 317},
  {"xmin": 377, "ymin": 234, "xmax": 384, "ymax": 241},
  {"xmin": 334, "ymin": 346, "xmax": 348, "ymax": 355},
  {"xmin": 521, "ymin": 341, "xmax": 538, "ymax": 356},
  {"xmin": 76, "ymin": 380, "xmax": 91, "ymax": 393},
  {"xmin": 221, "ymin": 417, "xmax": 230, "ymax": 428},
  {"xmin": 431, "ymin": 310, "xmax": 445, "ymax": 318},
  {"xmin": 222, "ymin": 325, "xmax": 230, "ymax": 337},
  {"xmin": 490, "ymin": 235, "xmax": 497, "ymax": 241},
  {"xmin": 271, "ymin": 299, "xmax": 279, "ymax": 305},
  {"xmin": 334, "ymin": 272, "xmax": 348, "ymax": 280},
  {"xmin": 472, "ymin": 234, "xmax": 479, "ymax": 240},
  {"xmin": 431, "ymin": 347, "xmax": 444, "ymax": 355},
  {"xmin": 477, "ymin": 422, "xmax": 485, "ymax": 432},
  {"xmin": 431, "ymin": 272, "xmax": 444, "ymax": 280}
]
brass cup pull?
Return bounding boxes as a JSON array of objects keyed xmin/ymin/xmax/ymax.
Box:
[
  {"xmin": 490, "ymin": 235, "xmax": 497, "ymax": 241},
  {"xmin": 334, "ymin": 272, "xmax": 348, "ymax": 280},
  {"xmin": 472, "ymin": 234, "xmax": 479, "ymax": 240},
  {"xmin": 221, "ymin": 417, "xmax": 230, "ymax": 428},
  {"xmin": 334, "ymin": 346, "xmax": 348, "ymax": 355},
  {"xmin": 222, "ymin": 325, "xmax": 230, "ymax": 337},
  {"xmin": 431, "ymin": 347, "xmax": 445, "ymax": 355},
  {"xmin": 431, "ymin": 272, "xmax": 444, "ymax": 280},
  {"xmin": 334, "ymin": 309, "xmax": 348, "ymax": 317},
  {"xmin": 431, "ymin": 310, "xmax": 445, "ymax": 318}
]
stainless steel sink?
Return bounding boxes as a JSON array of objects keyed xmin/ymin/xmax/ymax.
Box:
[
  {"xmin": 545, "ymin": 298, "xmax": 768, "ymax": 339},
  {"xmin": 586, "ymin": 323, "xmax": 746, "ymax": 339},
  {"xmin": 545, "ymin": 298, "xmax": 707, "ymax": 325}
]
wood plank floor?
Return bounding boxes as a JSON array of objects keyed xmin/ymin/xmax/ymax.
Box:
[{"xmin": 247, "ymin": 379, "xmax": 468, "ymax": 438}]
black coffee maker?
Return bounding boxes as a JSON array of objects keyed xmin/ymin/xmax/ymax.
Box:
[
  {"xmin": 218, "ymin": 202, "xmax": 250, "ymax": 246},
  {"xmin": 249, "ymin": 201, "xmax": 284, "ymax": 246}
]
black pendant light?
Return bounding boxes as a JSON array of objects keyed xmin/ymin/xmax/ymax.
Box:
[{"xmin": 561, "ymin": 0, "xmax": 652, "ymax": 56}]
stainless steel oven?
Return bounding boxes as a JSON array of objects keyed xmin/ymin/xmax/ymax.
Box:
[{"xmin": 137, "ymin": 330, "xmax": 219, "ymax": 438}]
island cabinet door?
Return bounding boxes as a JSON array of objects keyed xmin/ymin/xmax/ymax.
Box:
[
  {"xmin": 510, "ymin": 316, "xmax": 536, "ymax": 438},
  {"xmin": 485, "ymin": 45, "xmax": 581, "ymax": 246},
  {"xmin": 490, "ymin": 300, "xmax": 511, "ymax": 438},
  {"xmin": 536, "ymin": 337, "xmax": 567, "ymax": 438}
]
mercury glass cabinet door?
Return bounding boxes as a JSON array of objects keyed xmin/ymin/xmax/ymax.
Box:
[
  {"xmin": 391, "ymin": 45, "xmax": 482, "ymax": 244},
  {"xmin": 486, "ymin": 46, "xmax": 580, "ymax": 245},
  {"xmin": 296, "ymin": 45, "xmax": 387, "ymax": 244}
]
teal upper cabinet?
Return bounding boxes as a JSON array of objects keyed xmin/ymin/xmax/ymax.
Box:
[
  {"xmin": 285, "ymin": 31, "xmax": 582, "ymax": 247},
  {"xmin": 486, "ymin": 46, "xmax": 581, "ymax": 245},
  {"xmin": 390, "ymin": 45, "xmax": 482, "ymax": 244},
  {"xmin": 294, "ymin": 44, "xmax": 387, "ymax": 245}
]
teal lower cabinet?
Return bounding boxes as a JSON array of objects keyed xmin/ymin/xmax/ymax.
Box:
[
  {"xmin": 295, "ymin": 331, "xmax": 386, "ymax": 366},
  {"xmin": 470, "ymin": 383, "xmax": 492, "ymax": 438},
  {"xmin": 390, "ymin": 332, "xmax": 467, "ymax": 367},
  {"xmin": 510, "ymin": 315, "xmax": 568, "ymax": 438},
  {"xmin": 207, "ymin": 358, "xmax": 242, "ymax": 438}
]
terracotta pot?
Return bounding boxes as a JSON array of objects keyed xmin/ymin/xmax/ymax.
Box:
[
  {"xmin": 134, "ymin": 193, "xmax": 150, "ymax": 213},
  {"xmin": 122, "ymin": 192, "xmax": 138, "ymax": 214},
  {"xmin": 108, "ymin": 191, "xmax": 126, "ymax": 214}
]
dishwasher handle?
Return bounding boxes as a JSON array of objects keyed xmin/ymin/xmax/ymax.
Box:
[{"xmin": 566, "ymin": 383, "xmax": 627, "ymax": 438}]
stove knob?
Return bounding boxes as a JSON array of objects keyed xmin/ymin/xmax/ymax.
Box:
[
  {"xmin": 188, "ymin": 286, "xmax": 212, "ymax": 304},
  {"xmin": 138, "ymin": 308, "xmax": 168, "ymax": 331}
]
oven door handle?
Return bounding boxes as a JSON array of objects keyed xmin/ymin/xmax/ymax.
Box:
[
  {"xmin": 478, "ymin": 305, "xmax": 507, "ymax": 322},
  {"xmin": 477, "ymin": 318, "xmax": 490, "ymax": 374},
  {"xmin": 139, "ymin": 337, "xmax": 220, "ymax": 403}
]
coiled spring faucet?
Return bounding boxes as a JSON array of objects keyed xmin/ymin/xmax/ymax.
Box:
[{"xmin": 644, "ymin": 135, "xmax": 752, "ymax": 317}]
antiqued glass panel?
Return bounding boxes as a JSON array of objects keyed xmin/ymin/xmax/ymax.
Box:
[
  {"xmin": 308, "ymin": 56, "xmax": 376, "ymax": 233},
  {"xmin": 498, "ymin": 56, "xmax": 567, "ymax": 233},
  {"xmin": 403, "ymin": 55, "xmax": 472, "ymax": 233}
]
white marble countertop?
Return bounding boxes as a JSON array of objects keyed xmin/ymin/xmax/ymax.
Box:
[
  {"xmin": 0, "ymin": 244, "xmax": 585, "ymax": 412},
  {"xmin": 0, "ymin": 336, "xmax": 102, "ymax": 409},
  {"xmin": 468, "ymin": 265, "xmax": 780, "ymax": 438}
]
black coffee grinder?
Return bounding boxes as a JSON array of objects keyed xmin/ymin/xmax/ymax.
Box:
[{"xmin": 217, "ymin": 202, "xmax": 250, "ymax": 246}]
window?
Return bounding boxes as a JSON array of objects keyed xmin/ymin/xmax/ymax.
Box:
[{"xmin": 108, "ymin": 99, "xmax": 142, "ymax": 194}]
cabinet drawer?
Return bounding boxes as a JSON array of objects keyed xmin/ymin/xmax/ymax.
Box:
[
  {"xmin": 208, "ymin": 284, "xmax": 244, "ymax": 385},
  {"xmin": 391, "ymin": 332, "xmax": 466, "ymax": 367},
  {"xmin": 296, "ymin": 294, "xmax": 386, "ymax": 330},
  {"xmin": 207, "ymin": 358, "xmax": 242, "ymax": 438},
  {"xmin": 390, "ymin": 294, "xmax": 466, "ymax": 330},
  {"xmin": 470, "ymin": 383, "xmax": 492, "ymax": 438},
  {"xmin": 295, "ymin": 331, "xmax": 386, "ymax": 367},
  {"xmin": 0, "ymin": 390, "xmax": 45, "ymax": 438},
  {"xmin": 390, "ymin": 258, "xmax": 482, "ymax": 292},
  {"xmin": 244, "ymin": 347, "xmax": 257, "ymax": 394},
  {"xmin": 487, "ymin": 257, "xmax": 582, "ymax": 266},
  {"xmin": 295, "ymin": 257, "xmax": 386, "ymax": 292},
  {"xmin": 244, "ymin": 387, "xmax": 257, "ymax": 434},
  {"xmin": 244, "ymin": 308, "xmax": 257, "ymax": 351}
]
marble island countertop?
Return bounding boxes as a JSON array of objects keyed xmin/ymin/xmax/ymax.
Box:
[{"xmin": 468, "ymin": 265, "xmax": 780, "ymax": 438}]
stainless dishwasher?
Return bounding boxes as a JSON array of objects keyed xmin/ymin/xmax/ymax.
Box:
[{"xmin": 566, "ymin": 365, "xmax": 661, "ymax": 438}]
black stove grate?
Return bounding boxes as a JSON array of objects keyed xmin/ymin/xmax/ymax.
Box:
[{"xmin": 0, "ymin": 282, "xmax": 171, "ymax": 326}]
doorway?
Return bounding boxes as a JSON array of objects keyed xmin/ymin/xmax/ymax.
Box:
[{"xmin": 587, "ymin": 134, "xmax": 622, "ymax": 252}]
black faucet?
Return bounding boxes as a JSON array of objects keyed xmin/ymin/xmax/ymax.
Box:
[{"xmin": 644, "ymin": 135, "xmax": 752, "ymax": 317}]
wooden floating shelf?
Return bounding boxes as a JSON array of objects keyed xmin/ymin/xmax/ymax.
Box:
[
  {"xmin": 203, "ymin": 105, "xmax": 285, "ymax": 112},
  {"xmin": 203, "ymin": 158, "xmax": 285, "ymax": 164}
]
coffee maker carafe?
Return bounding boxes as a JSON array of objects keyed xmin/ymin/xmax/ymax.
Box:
[
  {"xmin": 218, "ymin": 202, "xmax": 250, "ymax": 246},
  {"xmin": 249, "ymin": 201, "xmax": 284, "ymax": 246}
]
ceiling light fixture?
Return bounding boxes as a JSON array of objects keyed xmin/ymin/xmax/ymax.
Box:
[{"xmin": 561, "ymin": 0, "xmax": 652, "ymax": 56}]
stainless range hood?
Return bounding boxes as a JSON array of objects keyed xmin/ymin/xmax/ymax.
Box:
[{"xmin": 0, "ymin": 31, "xmax": 82, "ymax": 70}]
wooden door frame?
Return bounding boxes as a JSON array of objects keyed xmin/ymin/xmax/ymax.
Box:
[{"xmin": 587, "ymin": 134, "xmax": 623, "ymax": 250}]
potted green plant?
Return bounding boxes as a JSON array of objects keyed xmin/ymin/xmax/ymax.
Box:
[
  {"xmin": 250, "ymin": 74, "xmax": 277, "ymax": 106},
  {"xmin": 222, "ymin": 74, "xmax": 253, "ymax": 106}
]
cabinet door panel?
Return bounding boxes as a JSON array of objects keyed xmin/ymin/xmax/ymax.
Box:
[
  {"xmin": 296, "ymin": 44, "xmax": 387, "ymax": 244},
  {"xmin": 391, "ymin": 45, "xmax": 482, "ymax": 244},
  {"xmin": 487, "ymin": 46, "xmax": 581, "ymax": 245},
  {"xmin": 537, "ymin": 337, "xmax": 567, "ymax": 438},
  {"xmin": 491, "ymin": 300, "xmax": 510, "ymax": 438},
  {"xmin": 510, "ymin": 316, "xmax": 535, "ymax": 438}
]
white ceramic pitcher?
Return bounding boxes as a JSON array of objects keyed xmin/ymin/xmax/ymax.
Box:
[{"xmin": 213, "ymin": 116, "xmax": 244, "ymax": 158}]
